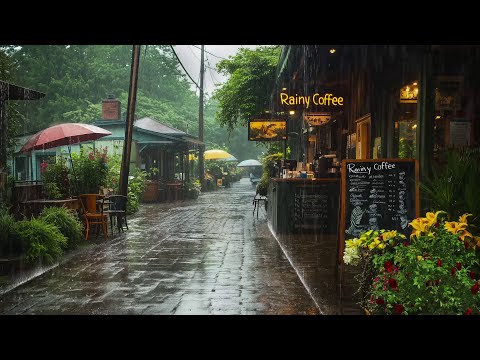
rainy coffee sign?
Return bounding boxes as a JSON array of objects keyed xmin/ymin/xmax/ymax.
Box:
[{"xmin": 280, "ymin": 92, "xmax": 344, "ymax": 108}]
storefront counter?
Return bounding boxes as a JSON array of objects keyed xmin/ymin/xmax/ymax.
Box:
[{"xmin": 267, "ymin": 177, "xmax": 340, "ymax": 235}]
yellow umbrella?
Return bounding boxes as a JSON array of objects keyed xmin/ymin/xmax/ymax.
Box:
[{"xmin": 204, "ymin": 149, "xmax": 235, "ymax": 160}]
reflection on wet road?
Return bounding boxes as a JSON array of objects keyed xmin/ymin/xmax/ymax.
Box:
[{"xmin": 0, "ymin": 178, "xmax": 319, "ymax": 315}]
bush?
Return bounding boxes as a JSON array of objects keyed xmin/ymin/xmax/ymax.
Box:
[
  {"xmin": 16, "ymin": 218, "xmax": 68, "ymax": 265},
  {"xmin": 257, "ymin": 152, "xmax": 283, "ymax": 196},
  {"xmin": 71, "ymin": 146, "xmax": 109, "ymax": 194},
  {"xmin": 126, "ymin": 169, "xmax": 147, "ymax": 214},
  {"xmin": 0, "ymin": 208, "xmax": 22, "ymax": 257},
  {"xmin": 184, "ymin": 179, "xmax": 201, "ymax": 200},
  {"xmin": 40, "ymin": 206, "xmax": 83, "ymax": 249},
  {"xmin": 421, "ymin": 148, "xmax": 480, "ymax": 225},
  {"xmin": 344, "ymin": 211, "xmax": 480, "ymax": 315},
  {"xmin": 40, "ymin": 155, "xmax": 72, "ymax": 199}
]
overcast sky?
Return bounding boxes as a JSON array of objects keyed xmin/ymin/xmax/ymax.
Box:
[{"xmin": 172, "ymin": 45, "xmax": 258, "ymax": 97}]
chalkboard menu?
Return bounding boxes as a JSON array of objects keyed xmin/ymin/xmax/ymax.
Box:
[
  {"xmin": 340, "ymin": 159, "xmax": 419, "ymax": 244},
  {"xmin": 294, "ymin": 182, "xmax": 339, "ymax": 234}
]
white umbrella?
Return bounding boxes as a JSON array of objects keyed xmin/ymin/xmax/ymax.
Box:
[{"xmin": 237, "ymin": 159, "xmax": 262, "ymax": 167}]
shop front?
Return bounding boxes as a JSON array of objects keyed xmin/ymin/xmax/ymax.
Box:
[{"xmin": 266, "ymin": 45, "xmax": 480, "ymax": 314}]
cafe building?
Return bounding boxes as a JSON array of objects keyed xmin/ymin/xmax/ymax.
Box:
[{"xmin": 266, "ymin": 45, "xmax": 480, "ymax": 314}]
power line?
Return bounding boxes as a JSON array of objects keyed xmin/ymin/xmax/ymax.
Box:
[
  {"xmin": 191, "ymin": 45, "xmax": 227, "ymax": 60},
  {"xmin": 206, "ymin": 56, "xmax": 222, "ymax": 84},
  {"xmin": 170, "ymin": 45, "xmax": 200, "ymax": 90},
  {"xmin": 187, "ymin": 45, "xmax": 201, "ymax": 61}
]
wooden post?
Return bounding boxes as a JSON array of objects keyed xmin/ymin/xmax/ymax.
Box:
[
  {"xmin": 119, "ymin": 45, "xmax": 141, "ymax": 197},
  {"xmin": 198, "ymin": 45, "xmax": 206, "ymax": 191}
]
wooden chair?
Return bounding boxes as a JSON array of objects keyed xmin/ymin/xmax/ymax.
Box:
[
  {"xmin": 78, "ymin": 194, "xmax": 108, "ymax": 241},
  {"xmin": 104, "ymin": 195, "xmax": 128, "ymax": 236}
]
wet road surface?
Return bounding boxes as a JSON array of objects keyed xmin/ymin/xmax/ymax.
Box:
[{"xmin": 0, "ymin": 178, "xmax": 319, "ymax": 315}]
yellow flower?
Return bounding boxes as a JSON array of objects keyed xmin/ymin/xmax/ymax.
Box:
[
  {"xmin": 368, "ymin": 238, "xmax": 381, "ymax": 250},
  {"xmin": 425, "ymin": 211, "xmax": 445, "ymax": 227},
  {"xmin": 458, "ymin": 230, "xmax": 473, "ymax": 242},
  {"xmin": 377, "ymin": 243, "xmax": 386, "ymax": 250},
  {"xmin": 382, "ymin": 230, "xmax": 397, "ymax": 241},
  {"xmin": 409, "ymin": 218, "xmax": 428, "ymax": 239},
  {"xmin": 458, "ymin": 213, "xmax": 472, "ymax": 224},
  {"xmin": 346, "ymin": 238, "xmax": 360, "ymax": 249},
  {"xmin": 417, "ymin": 255, "xmax": 424, "ymax": 261},
  {"xmin": 444, "ymin": 221, "xmax": 468, "ymax": 234}
]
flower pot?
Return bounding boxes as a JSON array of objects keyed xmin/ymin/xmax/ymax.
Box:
[{"xmin": 141, "ymin": 181, "xmax": 159, "ymax": 202}]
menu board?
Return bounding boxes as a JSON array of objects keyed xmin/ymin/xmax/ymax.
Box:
[
  {"xmin": 294, "ymin": 182, "xmax": 339, "ymax": 234},
  {"xmin": 340, "ymin": 159, "xmax": 419, "ymax": 245}
]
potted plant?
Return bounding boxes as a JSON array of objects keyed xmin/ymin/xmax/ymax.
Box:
[{"xmin": 141, "ymin": 168, "xmax": 159, "ymax": 202}]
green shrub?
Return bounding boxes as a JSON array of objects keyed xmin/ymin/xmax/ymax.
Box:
[
  {"xmin": 40, "ymin": 155, "xmax": 72, "ymax": 199},
  {"xmin": 421, "ymin": 148, "xmax": 480, "ymax": 225},
  {"xmin": 70, "ymin": 146, "xmax": 109, "ymax": 194},
  {"xmin": 0, "ymin": 208, "xmax": 22, "ymax": 257},
  {"xmin": 184, "ymin": 179, "xmax": 201, "ymax": 200},
  {"xmin": 40, "ymin": 206, "xmax": 83, "ymax": 249},
  {"xmin": 126, "ymin": 168, "xmax": 147, "ymax": 214},
  {"xmin": 16, "ymin": 218, "xmax": 68, "ymax": 265},
  {"xmin": 257, "ymin": 152, "xmax": 283, "ymax": 196}
]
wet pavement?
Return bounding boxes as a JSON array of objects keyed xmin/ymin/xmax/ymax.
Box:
[{"xmin": 0, "ymin": 178, "xmax": 319, "ymax": 315}]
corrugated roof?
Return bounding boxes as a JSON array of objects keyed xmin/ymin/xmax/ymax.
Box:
[{"xmin": 134, "ymin": 117, "xmax": 186, "ymax": 136}]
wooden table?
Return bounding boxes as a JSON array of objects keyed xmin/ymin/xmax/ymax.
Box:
[{"xmin": 165, "ymin": 183, "xmax": 183, "ymax": 202}]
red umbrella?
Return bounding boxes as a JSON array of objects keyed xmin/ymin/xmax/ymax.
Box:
[
  {"xmin": 20, "ymin": 123, "xmax": 112, "ymax": 195},
  {"xmin": 21, "ymin": 123, "xmax": 112, "ymax": 152}
]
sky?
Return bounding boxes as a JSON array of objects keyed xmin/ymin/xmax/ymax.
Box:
[{"xmin": 172, "ymin": 45, "xmax": 258, "ymax": 97}]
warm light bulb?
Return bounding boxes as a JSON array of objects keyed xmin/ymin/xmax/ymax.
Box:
[
  {"xmin": 329, "ymin": 48, "xmax": 336, "ymax": 54},
  {"xmin": 282, "ymin": 87, "xmax": 287, "ymax": 91},
  {"xmin": 435, "ymin": 116, "xmax": 441, "ymax": 120},
  {"xmin": 289, "ymin": 110, "xmax": 295, "ymax": 115},
  {"xmin": 413, "ymin": 82, "xmax": 418, "ymax": 86},
  {"xmin": 412, "ymin": 124, "xmax": 417, "ymax": 129}
]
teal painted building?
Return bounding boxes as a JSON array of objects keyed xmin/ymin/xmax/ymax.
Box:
[{"xmin": 10, "ymin": 97, "xmax": 201, "ymax": 182}]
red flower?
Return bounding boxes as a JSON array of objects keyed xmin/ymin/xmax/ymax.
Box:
[
  {"xmin": 434, "ymin": 222, "xmax": 439, "ymax": 228},
  {"xmin": 437, "ymin": 259, "xmax": 442, "ymax": 267},
  {"xmin": 472, "ymin": 281, "xmax": 479, "ymax": 295},
  {"xmin": 394, "ymin": 304, "xmax": 405, "ymax": 314},
  {"xmin": 435, "ymin": 278, "xmax": 440, "ymax": 286},
  {"xmin": 465, "ymin": 308, "xmax": 472, "ymax": 315},
  {"xmin": 389, "ymin": 278, "xmax": 398, "ymax": 289},
  {"xmin": 470, "ymin": 271, "xmax": 476, "ymax": 280},
  {"xmin": 89, "ymin": 152, "xmax": 95, "ymax": 160},
  {"xmin": 451, "ymin": 267, "xmax": 456, "ymax": 276},
  {"xmin": 456, "ymin": 262, "xmax": 462, "ymax": 271},
  {"xmin": 384, "ymin": 261, "xmax": 393, "ymax": 273},
  {"xmin": 376, "ymin": 298, "xmax": 385, "ymax": 305},
  {"xmin": 379, "ymin": 235, "xmax": 383, "ymax": 240},
  {"xmin": 403, "ymin": 241, "xmax": 409, "ymax": 247}
]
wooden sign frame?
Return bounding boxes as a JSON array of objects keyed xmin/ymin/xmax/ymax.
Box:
[{"xmin": 338, "ymin": 158, "xmax": 420, "ymax": 264}]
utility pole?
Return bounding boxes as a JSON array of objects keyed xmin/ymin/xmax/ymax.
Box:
[
  {"xmin": 119, "ymin": 45, "xmax": 141, "ymax": 197},
  {"xmin": 198, "ymin": 45, "xmax": 206, "ymax": 191}
]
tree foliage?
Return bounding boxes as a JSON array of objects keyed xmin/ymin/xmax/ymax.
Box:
[
  {"xmin": 213, "ymin": 46, "xmax": 281, "ymax": 131},
  {"xmin": 1, "ymin": 45, "xmax": 267, "ymax": 165}
]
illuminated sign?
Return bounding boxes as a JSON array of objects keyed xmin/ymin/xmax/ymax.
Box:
[
  {"xmin": 248, "ymin": 119, "xmax": 287, "ymax": 141},
  {"xmin": 304, "ymin": 112, "xmax": 331, "ymax": 126},
  {"xmin": 400, "ymin": 83, "xmax": 418, "ymax": 103},
  {"xmin": 280, "ymin": 92, "xmax": 344, "ymax": 108}
]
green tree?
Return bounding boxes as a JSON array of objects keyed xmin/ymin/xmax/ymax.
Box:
[{"xmin": 213, "ymin": 46, "xmax": 281, "ymax": 132}]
